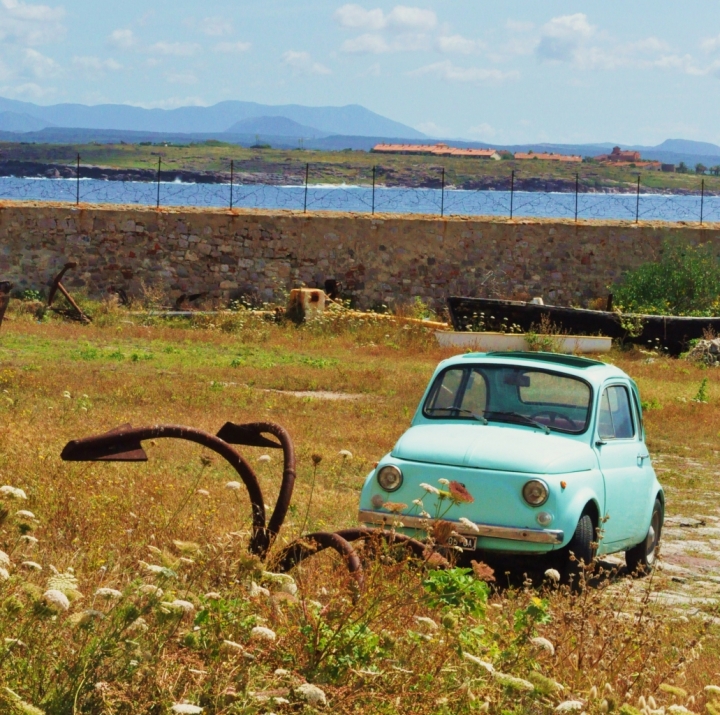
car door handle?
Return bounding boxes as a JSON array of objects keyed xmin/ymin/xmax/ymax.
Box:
[{"xmin": 637, "ymin": 453, "xmax": 649, "ymax": 464}]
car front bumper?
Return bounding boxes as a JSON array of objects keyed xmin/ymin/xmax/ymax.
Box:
[{"xmin": 358, "ymin": 509, "xmax": 564, "ymax": 546}]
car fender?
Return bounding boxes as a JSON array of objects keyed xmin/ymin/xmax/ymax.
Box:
[{"xmin": 557, "ymin": 486, "xmax": 603, "ymax": 550}]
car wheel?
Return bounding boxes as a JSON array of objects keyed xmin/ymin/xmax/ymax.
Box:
[
  {"xmin": 625, "ymin": 498, "xmax": 663, "ymax": 576},
  {"xmin": 564, "ymin": 513, "xmax": 596, "ymax": 586}
]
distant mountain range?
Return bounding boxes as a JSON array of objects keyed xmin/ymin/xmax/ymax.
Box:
[
  {"xmin": 0, "ymin": 96, "xmax": 424, "ymax": 139},
  {"xmin": 0, "ymin": 96, "xmax": 720, "ymax": 167}
]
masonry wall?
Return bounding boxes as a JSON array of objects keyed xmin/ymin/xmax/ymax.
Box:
[{"xmin": 1, "ymin": 201, "xmax": 718, "ymax": 308}]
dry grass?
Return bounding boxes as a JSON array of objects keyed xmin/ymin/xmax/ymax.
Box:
[{"xmin": 1, "ymin": 306, "xmax": 719, "ymax": 714}]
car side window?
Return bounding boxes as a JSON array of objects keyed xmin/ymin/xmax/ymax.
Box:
[{"xmin": 598, "ymin": 385, "xmax": 635, "ymax": 440}]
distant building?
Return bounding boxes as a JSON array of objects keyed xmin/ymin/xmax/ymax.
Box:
[
  {"xmin": 661, "ymin": 164, "xmax": 676, "ymax": 173},
  {"xmin": 371, "ymin": 143, "xmax": 501, "ymax": 160},
  {"xmin": 513, "ymin": 152, "xmax": 582, "ymax": 163},
  {"xmin": 595, "ymin": 146, "xmax": 642, "ymax": 163}
]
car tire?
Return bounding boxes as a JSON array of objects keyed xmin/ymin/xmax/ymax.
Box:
[
  {"xmin": 625, "ymin": 498, "xmax": 663, "ymax": 576},
  {"xmin": 564, "ymin": 513, "xmax": 596, "ymax": 587}
]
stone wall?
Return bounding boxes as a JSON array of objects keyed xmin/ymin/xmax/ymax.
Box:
[{"xmin": 1, "ymin": 201, "xmax": 719, "ymax": 308}]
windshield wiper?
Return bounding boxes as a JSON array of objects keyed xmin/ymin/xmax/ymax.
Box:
[
  {"xmin": 484, "ymin": 411, "xmax": 550, "ymax": 434},
  {"xmin": 425, "ymin": 407, "xmax": 488, "ymax": 424}
]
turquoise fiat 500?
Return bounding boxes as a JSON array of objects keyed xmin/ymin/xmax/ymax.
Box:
[{"xmin": 358, "ymin": 352, "xmax": 664, "ymax": 575}]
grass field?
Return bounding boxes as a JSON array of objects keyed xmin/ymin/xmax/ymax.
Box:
[
  {"xmin": 1, "ymin": 303, "xmax": 719, "ymax": 714},
  {"xmin": 0, "ymin": 140, "xmax": 716, "ymax": 193}
]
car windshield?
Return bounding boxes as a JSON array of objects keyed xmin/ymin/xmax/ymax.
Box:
[{"xmin": 423, "ymin": 364, "xmax": 592, "ymax": 434}]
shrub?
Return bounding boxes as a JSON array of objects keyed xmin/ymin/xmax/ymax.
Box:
[{"xmin": 612, "ymin": 239, "xmax": 720, "ymax": 315}]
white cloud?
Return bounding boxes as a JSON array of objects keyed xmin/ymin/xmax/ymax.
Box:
[
  {"xmin": 437, "ymin": 35, "xmax": 483, "ymax": 55},
  {"xmin": 214, "ymin": 41, "xmax": 251, "ymax": 54},
  {"xmin": 72, "ymin": 56, "xmax": 122, "ymax": 74},
  {"xmin": 341, "ymin": 31, "xmax": 430, "ymax": 54},
  {"xmin": 281, "ymin": 50, "xmax": 331, "ymax": 75},
  {"xmin": 149, "ymin": 41, "xmax": 201, "ymax": 56},
  {"xmin": 506, "ymin": 20, "xmax": 534, "ymax": 33},
  {"xmin": 126, "ymin": 96, "xmax": 208, "ymax": 110},
  {"xmin": 415, "ymin": 120, "xmax": 448, "ymax": 136},
  {"xmin": 701, "ymin": 34, "xmax": 720, "ymax": 53},
  {"xmin": 409, "ymin": 60, "xmax": 519, "ymax": 83},
  {"xmin": 0, "ymin": 81, "xmax": 55, "ymax": 99},
  {"xmin": 23, "ymin": 47, "xmax": 60, "ymax": 78},
  {"xmin": 109, "ymin": 29, "xmax": 136, "ymax": 50},
  {"xmin": 536, "ymin": 13, "xmax": 595, "ymax": 62},
  {"xmin": 468, "ymin": 123, "xmax": 496, "ymax": 139},
  {"xmin": 199, "ymin": 16, "xmax": 233, "ymax": 37},
  {"xmin": 334, "ymin": 4, "xmax": 436, "ymax": 32},
  {"xmin": 166, "ymin": 70, "xmax": 198, "ymax": 84},
  {"xmin": 0, "ymin": 0, "xmax": 65, "ymax": 46}
]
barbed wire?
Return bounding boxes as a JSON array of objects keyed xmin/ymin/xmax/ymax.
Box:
[{"xmin": 0, "ymin": 170, "xmax": 717, "ymax": 223}]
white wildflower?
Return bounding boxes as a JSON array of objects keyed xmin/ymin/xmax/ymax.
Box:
[
  {"xmin": 225, "ymin": 481, "xmax": 242, "ymax": 490},
  {"xmin": 438, "ymin": 478, "xmax": 450, "ymax": 486},
  {"xmin": 493, "ymin": 672, "xmax": 535, "ymax": 692},
  {"xmin": 166, "ymin": 599, "xmax": 194, "ymax": 613},
  {"xmin": 171, "ymin": 705, "xmax": 203, "ymax": 714},
  {"xmin": 420, "ymin": 510, "xmax": 431, "ymax": 518},
  {"xmin": 15, "ymin": 510, "xmax": 36, "ymax": 520},
  {"xmin": 139, "ymin": 584, "xmax": 163, "ymax": 597},
  {"xmin": 250, "ymin": 626, "xmax": 276, "ymax": 642},
  {"xmin": 667, "ymin": 707, "xmax": 693, "ymax": 715},
  {"xmin": 0, "ymin": 550, "xmax": 9, "ymax": 566},
  {"xmin": 95, "ymin": 587, "xmax": 122, "ymax": 600},
  {"xmin": 63, "ymin": 391, "xmax": 71, "ymax": 399},
  {"xmin": 462, "ymin": 652, "xmax": 494, "ymax": 673},
  {"xmin": 21, "ymin": 561, "xmax": 42, "ymax": 571},
  {"xmin": 203, "ymin": 592, "xmax": 221, "ymax": 600},
  {"xmin": 296, "ymin": 683, "xmax": 327, "ymax": 706},
  {"xmin": 196, "ymin": 489, "xmax": 210, "ymax": 496},
  {"xmin": 420, "ymin": 483, "xmax": 440, "ymax": 495},
  {"xmin": 544, "ymin": 568, "xmax": 561, "ymax": 583},
  {"xmin": 220, "ymin": 640, "xmax": 244, "ymax": 654},
  {"xmin": 257, "ymin": 454, "xmax": 271, "ymax": 463},
  {"xmin": 43, "ymin": 589, "xmax": 70, "ymax": 611},
  {"xmin": 459, "ymin": 517, "xmax": 480, "ymax": 533},
  {"xmin": 339, "ymin": 449, "xmax": 353, "ymax": 459},
  {"xmin": 249, "ymin": 581, "xmax": 270, "ymax": 598},
  {"xmin": 20, "ymin": 535, "xmax": 38, "ymax": 545},
  {"xmin": 414, "ymin": 615, "xmax": 439, "ymax": 631},
  {"xmin": 0, "ymin": 568, "xmax": 9, "ymax": 581},
  {"xmin": 530, "ymin": 636, "xmax": 555, "ymax": 656},
  {"xmin": 555, "ymin": 701, "xmax": 585, "ymax": 713},
  {"xmin": 412, "ymin": 499, "xmax": 424, "ymax": 507},
  {"xmin": 94, "ymin": 682, "xmax": 109, "ymax": 692},
  {"xmin": 705, "ymin": 685, "xmax": 720, "ymax": 695},
  {"xmin": 0, "ymin": 485, "xmax": 27, "ymax": 500},
  {"xmin": 127, "ymin": 617, "xmax": 148, "ymax": 633}
]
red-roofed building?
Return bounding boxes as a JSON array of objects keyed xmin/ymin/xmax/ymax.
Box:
[
  {"xmin": 372, "ymin": 143, "xmax": 501, "ymax": 160},
  {"xmin": 513, "ymin": 152, "xmax": 582, "ymax": 163},
  {"xmin": 595, "ymin": 146, "xmax": 642, "ymax": 163}
]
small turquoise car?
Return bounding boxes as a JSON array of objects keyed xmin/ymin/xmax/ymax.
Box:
[{"xmin": 359, "ymin": 352, "xmax": 664, "ymax": 576}]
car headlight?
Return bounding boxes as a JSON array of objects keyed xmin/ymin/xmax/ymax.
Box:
[
  {"xmin": 522, "ymin": 479, "xmax": 549, "ymax": 507},
  {"xmin": 377, "ymin": 465, "xmax": 403, "ymax": 492}
]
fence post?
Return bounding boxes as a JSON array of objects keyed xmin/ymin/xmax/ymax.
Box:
[
  {"xmin": 700, "ymin": 178, "xmax": 705, "ymax": 225},
  {"xmin": 510, "ymin": 170, "xmax": 515, "ymax": 219},
  {"xmin": 371, "ymin": 165, "xmax": 376, "ymax": 215},
  {"xmin": 635, "ymin": 174, "xmax": 640, "ymax": 223},
  {"xmin": 156, "ymin": 157, "xmax": 161, "ymax": 209},
  {"xmin": 303, "ymin": 162, "xmax": 309, "ymax": 213},
  {"xmin": 440, "ymin": 167, "xmax": 445, "ymax": 217},
  {"xmin": 230, "ymin": 159, "xmax": 234, "ymax": 210},
  {"xmin": 574, "ymin": 172, "xmax": 579, "ymax": 223},
  {"xmin": 76, "ymin": 153, "xmax": 80, "ymax": 206}
]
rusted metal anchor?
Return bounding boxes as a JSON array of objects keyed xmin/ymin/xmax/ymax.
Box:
[
  {"xmin": 61, "ymin": 420, "xmax": 443, "ymax": 589},
  {"xmin": 48, "ymin": 262, "xmax": 92, "ymax": 323},
  {"xmin": 0, "ymin": 281, "xmax": 12, "ymax": 330}
]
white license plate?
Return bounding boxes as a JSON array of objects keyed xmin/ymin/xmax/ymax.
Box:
[{"xmin": 448, "ymin": 535, "xmax": 477, "ymax": 550}]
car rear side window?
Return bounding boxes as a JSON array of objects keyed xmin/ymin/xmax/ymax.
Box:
[{"xmin": 598, "ymin": 385, "xmax": 635, "ymax": 440}]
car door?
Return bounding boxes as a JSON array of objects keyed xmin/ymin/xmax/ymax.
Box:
[{"xmin": 594, "ymin": 383, "xmax": 648, "ymax": 548}]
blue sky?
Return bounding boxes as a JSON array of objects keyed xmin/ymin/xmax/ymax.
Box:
[{"xmin": 1, "ymin": 0, "xmax": 720, "ymax": 145}]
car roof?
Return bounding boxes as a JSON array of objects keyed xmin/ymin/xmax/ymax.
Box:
[{"xmin": 437, "ymin": 351, "xmax": 628, "ymax": 384}]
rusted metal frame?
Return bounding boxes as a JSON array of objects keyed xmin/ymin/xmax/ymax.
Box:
[
  {"xmin": 48, "ymin": 262, "xmax": 92, "ymax": 323},
  {"xmin": 0, "ymin": 281, "xmax": 12, "ymax": 330},
  {"xmin": 333, "ymin": 528, "xmax": 441, "ymax": 563},
  {"xmin": 272, "ymin": 531, "xmax": 364, "ymax": 589},
  {"xmin": 60, "ymin": 424, "xmax": 269, "ymax": 555},
  {"xmin": 216, "ymin": 422, "xmax": 296, "ymax": 549}
]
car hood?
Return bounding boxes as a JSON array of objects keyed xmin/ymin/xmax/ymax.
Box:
[{"xmin": 391, "ymin": 423, "xmax": 595, "ymax": 474}]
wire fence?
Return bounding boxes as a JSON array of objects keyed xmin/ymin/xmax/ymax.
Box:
[{"xmin": 0, "ymin": 155, "xmax": 718, "ymax": 224}]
